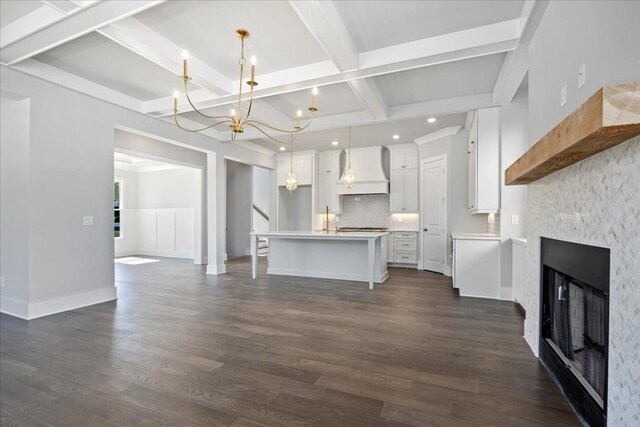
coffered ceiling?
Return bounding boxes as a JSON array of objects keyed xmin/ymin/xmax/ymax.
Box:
[{"xmin": 1, "ymin": 0, "xmax": 544, "ymax": 154}]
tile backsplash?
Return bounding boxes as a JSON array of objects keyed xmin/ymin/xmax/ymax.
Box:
[
  {"xmin": 337, "ymin": 194, "xmax": 419, "ymax": 230},
  {"xmin": 524, "ymin": 136, "xmax": 640, "ymax": 424}
]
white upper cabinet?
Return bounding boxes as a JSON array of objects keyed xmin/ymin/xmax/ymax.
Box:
[
  {"xmin": 390, "ymin": 148, "xmax": 418, "ymax": 170},
  {"xmin": 389, "ymin": 145, "xmax": 418, "ymax": 213},
  {"xmin": 277, "ymin": 152, "xmax": 314, "ymax": 187},
  {"xmin": 317, "ymin": 150, "xmax": 343, "ymax": 213},
  {"xmin": 467, "ymin": 107, "xmax": 500, "ymax": 214}
]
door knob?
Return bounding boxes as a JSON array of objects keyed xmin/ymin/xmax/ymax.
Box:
[{"xmin": 423, "ymin": 228, "xmax": 428, "ymax": 232}]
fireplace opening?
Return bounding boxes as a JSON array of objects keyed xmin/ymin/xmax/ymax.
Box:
[{"xmin": 540, "ymin": 238, "xmax": 609, "ymax": 426}]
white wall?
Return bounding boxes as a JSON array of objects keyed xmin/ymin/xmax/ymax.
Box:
[
  {"xmin": 498, "ymin": 81, "xmax": 529, "ymax": 300},
  {"xmin": 226, "ymin": 160, "xmax": 252, "ymax": 259},
  {"xmin": 523, "ymin": 2, "xmax": 640, "ymax": 423},
  {"xmin": 0, "ymin": 65, "xmax": 274, "ymax": 319},
  {"xmin": 138, "ymin": 168, "xmax": 199, "ymax": 209},
  {"xmin": 418, "ymin": 133, "xmax": 488, "ymax": 269},
  {"xmin": 0, "ymin": 96, "xmax": 30, "ymax": 317}
]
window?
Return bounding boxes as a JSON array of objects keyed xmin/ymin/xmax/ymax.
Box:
[{"xmin": 114, "ymin": 179, "xmax": 123, "ymax": 238}]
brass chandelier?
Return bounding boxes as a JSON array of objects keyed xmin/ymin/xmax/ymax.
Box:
[{"xmin": 173, "ymin": 28, "xmax": 318, "ymax": 144}]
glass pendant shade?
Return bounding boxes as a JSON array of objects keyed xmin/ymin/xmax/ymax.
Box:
[
  {"xmin": 343, "ymin": 167, "xmax": 356, "ymax": 189},
  {"xmin": 285, "ymin": 171, "xmax": 298, "ymax": 191}
]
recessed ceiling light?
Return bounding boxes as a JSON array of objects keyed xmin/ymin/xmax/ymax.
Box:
[
  {"xmin": 279, "ymin": 146, "xmax": 286, "ymax": 151},
  {"xmin": 331, "ymin": 140, "xmax": 339, "ymax": 146},
  {"xmin": 392, "ymin": 134, "xmax": 400, "ymax": 140},
  {"xmin": 427, "ymin": 117, "xmax": 437, "ymax": 123}
]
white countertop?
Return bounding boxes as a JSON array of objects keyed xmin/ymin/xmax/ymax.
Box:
[
  {"xmin": 451, "ymin": 232, "xmax": 501, "ymax": 241},
  {"xmin": 252, "ymin": 230, "xmax": 389, "ymax": 239},
  {"xmin": 512, "ymin": 237, "xmax": 528, "ymax": 246}
]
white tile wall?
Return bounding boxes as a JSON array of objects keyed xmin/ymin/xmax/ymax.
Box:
[
  {"xmin": 337, "ymin": 194, "xmax": 419, "ymax": 231},
  {"xmin": 524, "ymin": 136, "xmax": 640, "ymax": 423}
]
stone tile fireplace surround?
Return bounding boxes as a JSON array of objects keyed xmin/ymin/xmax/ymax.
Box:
[{"xmin": 524, "ymin": 135, "xmax": 640, "ymax": 424}]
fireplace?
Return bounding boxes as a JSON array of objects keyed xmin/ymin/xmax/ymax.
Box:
[{"xmin": 540, "ymin": 237, "xmax": 609, "ymax": 426}]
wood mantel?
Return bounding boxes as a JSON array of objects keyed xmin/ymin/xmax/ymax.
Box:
[{"xmin": 506, "ymin": 83, "xmax": 640, "ymax": 185}]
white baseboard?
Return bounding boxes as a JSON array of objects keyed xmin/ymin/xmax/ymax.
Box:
[
  {"xmin": 443, "ymin": 265, "xmax": 452, "ymax": 276},
  {"xmin": 2, "ymin": 287, "xmax": 117, "ymax": 320},
  {"xmin": 206, "ymin": 264, "xmax": 226, "ymax": 275},
  {"xmin": 135, "ymin": 249, "xmax": 193, "ymax": 259},
  {"xmin": 28, "ymin": 286, "xmax": 117, "ymax": 320},
  {"xmin": 499, "ymin": 286, "xmax": 513, "ymax": 301},
  {"xmin": 267, "ymin": 267, "xmax": 388, "ymax": 284},
  {"xmin": 0, "ymin": 295, "xmax": 28, "ymax": 319},
  {"xmin": 115, "ymin": 249, "xmax": 137, "ymax": 258}
]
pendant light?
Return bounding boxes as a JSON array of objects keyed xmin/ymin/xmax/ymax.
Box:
[
  {"xmin": 343, "ymin": 127, "xmax": 356, "ymax": 189},
  {"xmin": 285, "ymin": 135, "xmax": 298, "ymax": 191}
]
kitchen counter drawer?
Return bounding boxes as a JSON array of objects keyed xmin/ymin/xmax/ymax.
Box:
[
  {"xmin": 394, "ymin": 251, "xmax": 417, "ymax": 264},
  {"xmin": 394, "ymin": 231, "xmax": 417, "ymax": 240},
  {"xmin": 394, "ymin": 239, "xmax": 417, "ymax": 252}
]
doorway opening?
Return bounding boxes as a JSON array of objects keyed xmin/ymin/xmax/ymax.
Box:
[
  {"xmin": 225, "ymin": 160, "xmax": 271, "ymax": 261},
  {"xmin": 420, "ymin": 154, "xmax": 448, "ymax": 274},
  {"xmin": 114, "ymin": 151, "xmax": 203, "ymax": 263}
]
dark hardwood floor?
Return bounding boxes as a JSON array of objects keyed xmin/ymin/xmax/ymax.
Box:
[{"xmin": 1, "ymin": 256, "xmax": 579, "ymax": 426}]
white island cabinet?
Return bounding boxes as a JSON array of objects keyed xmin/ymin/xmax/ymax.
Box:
[
  {"xmin": 251, "ymin": 231, "xmax": 388, "ymax": 289},
  {"xmin": 452, "ymin": 233, "xmax": 500, "ymax": 299}
]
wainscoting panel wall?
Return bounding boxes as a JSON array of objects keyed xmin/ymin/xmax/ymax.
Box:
[{"xmin": 121, "ymin": 208, "xmax": 195, "ymax": 259}]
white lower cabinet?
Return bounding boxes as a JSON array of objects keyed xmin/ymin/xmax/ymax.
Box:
[
  {"xmin": 388, "ymin": 231, "xmax": 418, "ymax": 267},
  {"xmin": 452, "ymin": 234, "xmax": 500, "ymax": 299}
]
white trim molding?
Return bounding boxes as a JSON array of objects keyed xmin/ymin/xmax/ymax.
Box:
[
  {"xmin": 1, "ymin": 286, "xmax": 117, "ymax": 320},
  {"xmin": 414, "ymin": 126, "xmax": 462, "ymax": 146}
]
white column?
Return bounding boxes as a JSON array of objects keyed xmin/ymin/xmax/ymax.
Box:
[{"xmin": 368, "ymin": 238, "xmax": 375, "ymax": 290}]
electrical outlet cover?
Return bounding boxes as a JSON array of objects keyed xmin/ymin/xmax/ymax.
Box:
[{"xmin": 578, "ymin": 64, "xmax": 586, "ymax": 88}]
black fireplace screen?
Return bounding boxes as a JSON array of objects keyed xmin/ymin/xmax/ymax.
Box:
[
  {"xmin": 545, "ymin": 269, "xmax": 607, "ymax": 402},
  {"xmin": 540, "ymin": 237, "xmax": 609, "ymax": 425}
]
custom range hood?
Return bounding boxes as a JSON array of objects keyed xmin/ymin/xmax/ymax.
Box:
[{"xmin": 338, "ymin": 146, "xmax": 389, "ymax": 195}]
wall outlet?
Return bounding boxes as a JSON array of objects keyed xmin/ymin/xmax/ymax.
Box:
[
  {"xmin": 0, "ymin": 276, "xmax": 5, "ymax": 288},
  {"xmin": 578, "ymin": 64, "xmax": 586, "ymax": 88},
  {"xmin": 511, "ymin": 214, "xmax": 520, "ymax": 225},
  {"xmin": 560, "ymin": 84, "xmax": 567, "ymax": 107},
  {"xmin": 82, "ymin": 216, "xmax": 94, "ymax": 226}
]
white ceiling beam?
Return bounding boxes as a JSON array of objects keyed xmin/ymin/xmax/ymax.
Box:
[
  {"xmin": 97, "ymin": 17, "xmax": 232, "ymax": 96},
  {"xmin": 414, "ymin": 126, "xmax": 462, "ymax": 146},
  {"xmin": 347, "ymin": 79, "xmax": 388, "ymax": 120},
  {"xmin": 10, "ymin": 58, "xmax": 144, "ymax": 111},
  {"xmin": 0, "ymin": 5, "xmax": 66, "ymax": 49},
  {"xmin": 289, "ymin": 0, "xmax": 388, "ymax": 120},
  {"xmin": 146, "ymin": 18, "xmax": 519, "ymax": 116},
  {"xmin": 493, "ymin": 0, "xmax": 549, "ymax": 105},
  {"xmin": 288, "ymin": 0, "xmax": 359, "ymax": 71},
  {"xmin": 229, "ymin": 93, "xmax": 493, "ymax": 142},
  {"xmin": 360, "ymin": 18, "xmax": 520, "ymax": 70},
  {"xmin": 0, "ymin": 0, "xmax": 165, "ymax": 65}
]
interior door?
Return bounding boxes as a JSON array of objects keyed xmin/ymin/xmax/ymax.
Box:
[{"xmin": 422, "ymin": 157, "xmax": 446, "ymax": 273}]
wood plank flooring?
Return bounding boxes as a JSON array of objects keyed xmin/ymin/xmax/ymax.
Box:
[{"xmin": 0, "ymin": 256, "xmax": 579, "ymax": 426}]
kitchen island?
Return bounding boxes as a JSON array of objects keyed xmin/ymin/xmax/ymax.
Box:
[{"xmin": 250, "ymin": 231, "xmax": 389, "ymax": 289}]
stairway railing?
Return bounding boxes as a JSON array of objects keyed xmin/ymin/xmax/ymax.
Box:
[{"xmin": 252, "ymin": 204, "xmax": 269, "ymax": 222}]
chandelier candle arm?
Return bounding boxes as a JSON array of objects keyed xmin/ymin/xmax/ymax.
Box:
[{"xmin": 173, "ymin": 29, "xmax": 318, "ymax": 143}]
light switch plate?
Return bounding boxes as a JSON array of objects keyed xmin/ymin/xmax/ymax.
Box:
[
  {"xmin": 560, "ymin": 84, "xmax": 567, "ymax": 107},
  {"xmin": 511, "ymin": 214, "xmax": 520, "ymax": 225},
  {"xmin": 83, "ymin": 216, "xmax": 94, "ymax": 226},
  {"xmin": 578, "ymin": 64, "xmax": 586, "ymax": 88}
]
